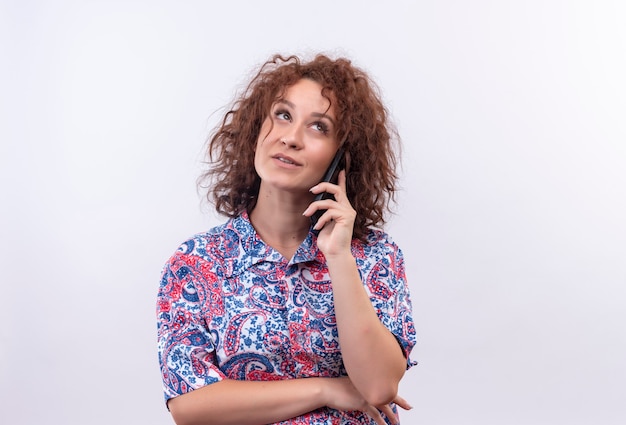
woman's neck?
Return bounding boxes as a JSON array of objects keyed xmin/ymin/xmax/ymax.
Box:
[{"xmin": 249, "ymin": 188, "xmax": 313, "ymax": 260}]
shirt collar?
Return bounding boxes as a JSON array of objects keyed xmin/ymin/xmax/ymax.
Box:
[{"xmin": 222, "ymin": 211, "xmax": 322, "ymax": 277}]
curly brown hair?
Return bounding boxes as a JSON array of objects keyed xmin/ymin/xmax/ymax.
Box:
[{"xmin": 198, "ymin": 53, "xmax": 401, "ymax": 240}]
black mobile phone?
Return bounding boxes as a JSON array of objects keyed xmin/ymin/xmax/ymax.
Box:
[{"xmin": 310, "ymin": 147, "xmax": 346, "ymax": 228}]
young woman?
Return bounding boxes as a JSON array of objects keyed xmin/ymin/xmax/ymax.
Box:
[{"xmin": 157, "ymin": 53, "xmax": 416, "ymax": 425}]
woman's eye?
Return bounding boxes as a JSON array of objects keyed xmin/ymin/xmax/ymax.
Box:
[
  {"xmin": 313, "ymin": 121, "xmax": 329, "ymax": 134},
  {"xmin": 274, "ymin": 110, "xmax": 291, "ymax": 121}
]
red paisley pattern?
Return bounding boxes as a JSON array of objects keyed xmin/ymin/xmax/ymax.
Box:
[{"xmin": 157, "ymin": 212, "xmax": 416, "ymax": 424}]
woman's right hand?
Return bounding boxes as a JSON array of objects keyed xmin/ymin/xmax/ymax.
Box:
[{"xmin": 321, "ymin": 376, "xmax": 412, "ymax": 425}]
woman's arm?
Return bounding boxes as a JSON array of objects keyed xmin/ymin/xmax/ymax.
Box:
[
  {"xmin": 325, "ymin": 253, "xmax": 407, "ymax": 406},
  {"xmin": 308, "ymin": 171, "xmax": 409, "ymax": 406},
  {"xmin": 168, "ymin": 376, "xmax": 400, "ymax": 425},
  {"xmin": 169, "ymin": 378, "xmax": 321, "ymax": 425}
]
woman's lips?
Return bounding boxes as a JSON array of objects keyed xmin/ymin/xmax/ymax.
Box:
[{"xmin": 273, "ymin": 154, "xmax": 301, "ymax": 166}]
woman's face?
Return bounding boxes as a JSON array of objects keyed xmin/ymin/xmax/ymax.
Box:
[{"xmin": 254, "ymin": 78, "xmax": 340, "ymax": 195}]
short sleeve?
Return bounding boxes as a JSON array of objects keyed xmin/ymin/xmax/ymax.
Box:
[
  {"xmin": 156, "ymin": 249, "xmax": 226, "ymax": 403},
  {"xmin": 363, "ymin": 236, "xmax": 417, "ymax": 369}
]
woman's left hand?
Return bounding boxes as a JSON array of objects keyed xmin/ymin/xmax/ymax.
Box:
[{"xmin": 304, "ymin": 170, "xmax": 356, "ymax": 258}]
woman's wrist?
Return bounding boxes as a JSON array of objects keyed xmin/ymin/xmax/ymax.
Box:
[
  {"xmin": 309, "ymin": 377, "xmax": 329, "ymax": 408},
  {"xmin": 323, "ymin": 250, "xmax": 356, "ymax": 269}
]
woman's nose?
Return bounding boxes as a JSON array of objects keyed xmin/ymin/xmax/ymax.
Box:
[{"xmin": 280, "ymin": 129, "xmax": 304, "ymax": 149}]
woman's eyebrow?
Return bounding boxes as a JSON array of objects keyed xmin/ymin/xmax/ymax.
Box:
[
  {"xmin": 311, "ymin": 112, "xmax": 336, "ymax": 126},
  {"xmin": 276, "ymin": 99, "xmax": 336, "ymax": 125},
  {"xmin": 276, "ymin": 98, "xmax": 295, "ymax": 108}
]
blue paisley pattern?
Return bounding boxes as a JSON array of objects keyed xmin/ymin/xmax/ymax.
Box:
[{"xmin": 157, "ymin": 212, "xmax": 416, "ymax": 424}]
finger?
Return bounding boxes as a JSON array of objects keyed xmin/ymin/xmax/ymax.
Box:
[
  {"xmin": 377, "ymin": 404, "xmax": 399, "ymax": 425},
  {"xmin": 302, "ymin": 199, "xmax": 336, "ymax": 220},
  {"xmin": 309, "ymin": 198, "xmax": 340, "ymax": 212},
  {"xmin": 312, "ymin": 212, "xmax": 335, "ymax": 232},
  {"xmin": 310, "ymin": 170, "xmax": 348, "ymax": 198},
  {"xmin": 309, "ymin": 182, "xmax": 342, "ymax": 198},
  {"xmin": 338, "ymin": 169, "xmax": 347, "ymax": 191},
  {"xmin": 392, "ymin": 395, "xmax": 413, "ymax": 411},
  {"xmin": 365, "ymin": 406, "xmax": 386, "ymax": 425},
  {"xmin": 310, "ymin": 205, "xmax": 352, "ymax": 231}
]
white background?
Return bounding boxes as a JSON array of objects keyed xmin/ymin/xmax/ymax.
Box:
[{"xmin": 1, "ymin": 1, "xmax": 625, "ymax": 424}]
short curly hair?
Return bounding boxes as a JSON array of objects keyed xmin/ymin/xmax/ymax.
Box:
[{"xmin": 198, "ymin": 53, "xmax": 401, "ymax": 240}]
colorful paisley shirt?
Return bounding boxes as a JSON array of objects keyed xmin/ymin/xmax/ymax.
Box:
[{"xmin": 157, "ymin": 212, "xmax": 416, "ymax": 424}]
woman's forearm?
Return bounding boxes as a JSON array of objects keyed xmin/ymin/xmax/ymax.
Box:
[
  {"xmin": 168, "ymin": 377, "xmax": 325, "ymax": 425},
  {"xmin": 326, "ymin": 252, "xmax": 407, "ymax": 406}
]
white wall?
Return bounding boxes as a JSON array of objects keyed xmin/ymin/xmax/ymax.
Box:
[{"xmin": 1, "ymin": 1, "xmax": 625, "ymax": 424}]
